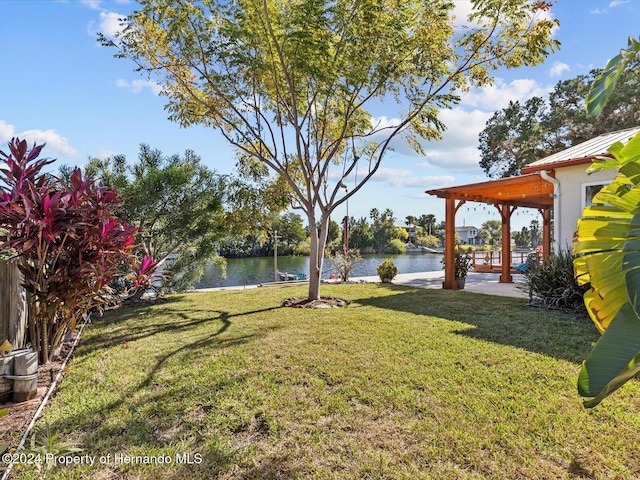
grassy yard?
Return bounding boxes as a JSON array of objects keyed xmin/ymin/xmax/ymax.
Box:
[{"xmin": 10, "ymin": 283, "xmax": 640, "ymax": 479}]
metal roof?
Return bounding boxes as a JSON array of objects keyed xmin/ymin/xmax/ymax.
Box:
[{"xmin": 522, "ymin": 126, "xmax": 640, "ymax": 173}]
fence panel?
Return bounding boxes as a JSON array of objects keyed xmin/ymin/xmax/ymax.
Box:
[{"xmin": 0, "ymin": 259, "xmax": 28, "ymax": 349}]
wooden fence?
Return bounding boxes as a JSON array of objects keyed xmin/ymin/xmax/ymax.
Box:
[{"xmin": 0, "ymin": 259, "xmax": 28, "ymax": 349}]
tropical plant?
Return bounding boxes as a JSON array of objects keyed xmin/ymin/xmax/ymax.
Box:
[
  {"xmin": 573, "ymin": 35, "xmax": 640, "ymax": 407},
  {"xmin": 376, "ymin": 258, "xmax": 398, "ymax": 283},
  {"xmin": 442, "ymin": 245, "xmax": 472, "ymax": 278},
  {"xmin": 454, "ymin": 247, "xmax": 473, "ymax": 278},
  {"xmin": 522, "ymin": 249, "xmax": 588, "ymax": 311},
  {"xmin": 105, "ymin": 0, "xmax": 558, "ymax": 301},
  {"xmin": 0, "ymin": 139, "xmax": 139, "ymax": 363}
]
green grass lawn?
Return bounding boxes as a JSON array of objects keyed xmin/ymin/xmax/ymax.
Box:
[{"xmin": 11, "ymin": 283, "xmax": 640, "ymax": 479}]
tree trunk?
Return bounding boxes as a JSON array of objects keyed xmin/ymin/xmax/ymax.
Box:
[
  {"xmin": 38, "ymin": 317, "xmax": 49, "ymax": 364},
  {"xmin": 307, "ymin": 212, "xmax": 330, "ymax": 301}
]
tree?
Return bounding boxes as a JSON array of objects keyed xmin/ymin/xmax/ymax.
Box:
[
  {"xmin": 480, "ymin": 58, "xmax": 640, "ymax": 178},
  {"xmin": 479, "ymin": 97, "xmax": 546, "ymax": 178},
  {"xmin": 416, "ymin": 214, "xmax": 437, "ymax": 235},
  {"xmin": 0, "ymin": 139, "xmax": 138, "ymax": 363},
  {"xmin": 573, "ymin": 35, "xmax": 640, "ymax": 407},
  {"xmin": 529, "ymin": 219, "xmax": 540, "ymax": 248},
  {"xmin": 109, "ymin": 0, "xmax": 558, "ymax": 301},
  {"xmin": 480, "ymin": 220, "xmax": 502, "ymax": 246},
  {"xmin": 85, "ymin": 144, "xmax": 228, "ymax": 292},
  {"xmin": 370, "ymin": 208, "xmax": 396, "ymax": 254},
  {"xmin": 512, "ymin": 226, "xmax": 531, "ymax": 248},
  {"xmin": 273, "ymin": 212, "xmax": 306, "ymax": 251},
  {"xmin": 349, "ymin": 217, "xmax": 374, "ymax": 252}
]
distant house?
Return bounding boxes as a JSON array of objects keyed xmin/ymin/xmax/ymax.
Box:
[
  {"xmin": 396, "ymin": 224, "xmax": 418, "ymax": 243},
  {"xmin": 455, "ymin": 225, "xmax": 478, "ymax": 245}
]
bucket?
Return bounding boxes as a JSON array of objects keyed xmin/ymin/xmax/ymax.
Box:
[
  {"xmin": 12, "ymin": 350, "xmax": 38, "ymax": 403},
  {"xmin": 0, "ymin": 355, "xmax": 13, "ymax": 404}
]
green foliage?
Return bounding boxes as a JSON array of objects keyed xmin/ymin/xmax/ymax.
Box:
[
  {"xmin": 522, "ymin": 250, "xmax": 588, "ymax": 311},
  {"xmin": 513, "ymin": 226, "xmax": 532, "ymax": 248},
  {"xmin": 376, "ymin": 258, "xmax": 398, "ymax": 282},
  {"xmin": 480, "ymin": 55, "xmax": 640, "ymax": 178},
  {"xmin": 85, "ymin": 144, "xmax": 228, "ymax": 292},
  {"xmin": 0, "ymin": 139, "xmax": 137, "ymax": 363},
  {"xmin": 349, "ymin": 217, "xmax": 374, "ymax": 253},
  {"xmin": 109, "ymin": 0, "xmax": 558, "ymax": 301},
  {"xmin": 479, "ymin": 220, "xmax": 502, "ymax": 246},
  {"xmin": 416, "ymin": 234, "xmax": 441, "ymax": 248},
  {"xmin": 572, "ymin": 37, "xmax": 640, "ymax": 407},
  {"xmin": 442, "ymin": 246, "xmax": 473, "ymax": 278},
  {"xmin": 587, "ymin": 35, "xmax": 640, "ymax": 116},
  {"xmin": 370, "ymin": 208, "xmax": 397, "ymax": 254},
  {"xmin": 385, "ymin": 238, "xmax": 406, "ymax": 254}
]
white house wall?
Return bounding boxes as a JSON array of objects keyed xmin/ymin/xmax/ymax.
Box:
[{"xmin": 554, "ymin": 164, "xmax": 617, "ymax": 252}]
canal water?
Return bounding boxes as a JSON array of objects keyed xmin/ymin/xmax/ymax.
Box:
[{"xmin": 194, "ymin": 252, "xmax": 443, "ymax": 289}]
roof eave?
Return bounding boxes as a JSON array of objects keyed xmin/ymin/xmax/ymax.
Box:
[{"xmin": 522, "ymin": 154, "xmax": 612, "ymax": 174}]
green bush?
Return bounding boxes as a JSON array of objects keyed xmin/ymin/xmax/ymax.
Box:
[
  {"xmin": 385, "ymin": 238, "xmax": 406, "ymax": 254},
  {"xmin": 521, "ymin": 249, "xmax": 588, "ymax": 313},
  {"xmin": 377, "ymin": 258, "xmax": 398, "ymax": 282}
]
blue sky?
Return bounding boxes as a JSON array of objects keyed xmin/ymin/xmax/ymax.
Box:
[{"xmin": 1, "ymin": 0, "xmax": 639, "ymax": 232}]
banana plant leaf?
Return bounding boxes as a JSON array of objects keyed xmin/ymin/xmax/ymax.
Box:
[
  {"xmin": 578, "ymin": 303, "xmax": 640, "ymax": 407},
  {"xmin": 573, "ymin": 131, "xmax": 640, "ymax": 406},
  {"xmin": 586, "ymin": 35, "xmax": 640, "ymax": 116}
]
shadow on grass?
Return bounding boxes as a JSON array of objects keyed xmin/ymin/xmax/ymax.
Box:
[
  {"xmin": 354, "ymin": 284, "xmax": 598, "ymax": 364},
  {"xmin": 80, "ymin": 302, "xmax": 281, "ymax": 351},
  {"xmin": 53, "ymin": 302, "xmax": 285, "ymax": 455}
]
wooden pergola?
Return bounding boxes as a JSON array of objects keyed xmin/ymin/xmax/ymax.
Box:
[{"xmin": 426, "ymin": 173, "xmax": 555, "ymax": 289}]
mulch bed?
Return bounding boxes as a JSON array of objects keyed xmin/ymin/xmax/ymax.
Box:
[{"xmin": 281, "ymin": 296, "xmax": 350, "ymax": 308}]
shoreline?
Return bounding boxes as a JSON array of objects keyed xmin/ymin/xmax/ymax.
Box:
[{"xmin": 193, "ymin": 270, "xmax": 526, "ymax": 298}]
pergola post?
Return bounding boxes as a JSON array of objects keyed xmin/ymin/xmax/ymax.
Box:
[
  {"xmin": 443, "ymin": 196, "xmax": 458, "ymax": 290},
  {"xmin": 541, "ymin": 207, "xmax": 551, "ymax": 259},
  {"xmin": 498, "ymin": 203, "xmax": 514, "ymax": 283}
]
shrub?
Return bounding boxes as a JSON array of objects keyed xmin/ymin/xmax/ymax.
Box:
[
  {"xmin": 377, "ymin": 258, "xmax": 398, "ymax": 282},
  {"xmin": 521, "ymin": 249, "xmax": 588, "ymax": 313},
  {"xmin": 325, "ymin": 249, "xmax": 362, "ymax": 282},
  {"xmin": 0, "ymin": 139, "xmax": 147, "ymax": 363},
  {"xmin": 385, "ymin": 238, "xmax": 406, "ymax": 254}
]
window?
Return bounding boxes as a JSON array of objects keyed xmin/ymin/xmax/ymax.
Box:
[{"xmin": 582, "ymin": 181, "xmax": 611, "ymax": 208}]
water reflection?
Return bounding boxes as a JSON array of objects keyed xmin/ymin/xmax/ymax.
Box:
[{"xmin": 194, "ymin": 253, "xmax": 443, "ymax": 289}]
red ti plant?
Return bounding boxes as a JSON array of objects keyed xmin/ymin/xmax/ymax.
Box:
[{"xmin": 0, "ymin": 138, "xmax": 138, "ymax": 363}]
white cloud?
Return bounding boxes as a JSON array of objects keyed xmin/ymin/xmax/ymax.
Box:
[
  {"xmin": 460, "ymin": 78, "xmax": 550, "ymax": 110},
  {"xmin": 549, "ymin": 61, "xmax": 570, "ymax": 78},
  {"xmin": 419, "ymin": 145, "xmax": 483, "ymax": 171},
  {"xmin": 0, "ymin": 121, "xmax": 78, "ymax": 158},
  {"xmin": 94, "ymin": 149, "xmax": 117, "ymax": 160},
  {"xmin": 87, "ymin": 11, "xmax": 127, "ymax": 41},
  {"xmin": 451, "ymin": 1, "xmax": 475, "ymax": 29},
  {"xmin": 0, "ymin": 120, "xmax": 16, "ymax": 142},
  {"xmin": 610, "ymin": 0, "xmax": 630, "ymax": 7},
  {"xmin": 80, "ymin": 0, "xmax": 103, "ymax": 10},
  {"xmin": 18, "ymin": 129, "xmax": 77, "ymax": 158},
  {"xmin": 116, "ymin": 78, "xmax": 163, "ymax": 95},
  {"xmin": 370, "ymin": 167, "xmax": 455, "ymax": 189},
  {"xmin": 99, "ymin": 11, "xmax": 127, "ymax": 39}
]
